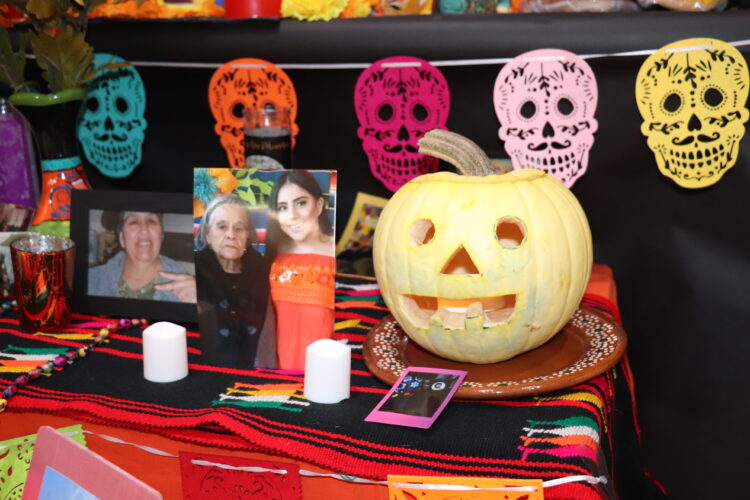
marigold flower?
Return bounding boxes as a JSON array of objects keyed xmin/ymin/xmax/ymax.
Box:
[{"xmin": 281, "ymin": 0, "xmax": 348, "ymax": 21}]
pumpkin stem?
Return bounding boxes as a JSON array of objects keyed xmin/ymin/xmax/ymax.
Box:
[{"xmin": 418, "ymin": 129, "xmax": 503, "ymax": 176}]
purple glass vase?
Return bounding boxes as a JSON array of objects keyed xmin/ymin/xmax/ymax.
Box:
[{"xmin": 0, "ymin": 97, "xmax": 38, "ymax": 230}]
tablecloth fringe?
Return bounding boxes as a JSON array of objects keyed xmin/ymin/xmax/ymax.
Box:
[{"xmin": 23, "ymin": 428, "xmax": 606, "ymax": 491}]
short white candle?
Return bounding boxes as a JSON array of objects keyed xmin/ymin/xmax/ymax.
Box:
[
  {"xmin": 304, "ymin": 339, "xmax": 351, "ymax": 404},
  {"xmin": 142, "ymin": 321, "xmax": 189, "ymax": 383}
]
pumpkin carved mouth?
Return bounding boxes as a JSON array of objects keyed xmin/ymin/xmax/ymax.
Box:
[{"xmin": 399, "ymin": 294, "xmax": 517, "ymax": 329}]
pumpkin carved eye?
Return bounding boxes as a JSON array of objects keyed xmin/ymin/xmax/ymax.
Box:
[
  {"xmin": 408, "ymin": 218, "xmax": 435, "ymax": 247},
  {"xmin": 496, "ymin": 217, "xmax": 526, "ymax": 248}
]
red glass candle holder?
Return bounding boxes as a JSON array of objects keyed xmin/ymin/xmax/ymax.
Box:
[
  {"xmin": 224, "ymin": 0, "xmax": 281, "ymax": 18},
  {"xmin": 11, "ymin": 235, "xmax": 75, "ymax": 332}
]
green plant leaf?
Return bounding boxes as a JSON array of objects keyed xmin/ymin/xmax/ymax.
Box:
[
  {"xmin": 30, "ymin": 28, "xmax": 93, "ymax": 92},
  {"xmin": 7, "ymin": 0, "xmax": 145, "ymax": 93},
  {"xmin": 26, "ymin": 0, "xmax": 63, "ymax": 21},
  {"xmin": 0, "ymin": 27, "xmax": 31, "ymax": 91},
  {"xmin": 86, "ymin": 0, "xmax": 110, "ymax": 11},
  {"xmin": 98, "ymin": 61, "xmax": 131, "ymax": 71}
]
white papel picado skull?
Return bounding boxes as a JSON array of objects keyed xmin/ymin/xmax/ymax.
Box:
[
  {"xmin": 636, "ymin": 38, "xmax": 749, "ymax": 188},
  {"xmin": 494, "ymin": 49, "xmax": 598, "ymax": 188},
  {"xmin": 354, "ymin": 56, "xmax": 450, "ymax": 192},
  {"xmin": 78, "ymin": 53, "xmax": 147, "ymax": 178}
]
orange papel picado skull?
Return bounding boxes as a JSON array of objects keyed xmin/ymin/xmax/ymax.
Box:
[{"xmin": 208, "ymin": 58, "xmax": 299, "ymax": 169}]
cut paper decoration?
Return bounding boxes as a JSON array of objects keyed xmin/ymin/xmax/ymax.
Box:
[
  {"xmin": 354, "ymin": 56, "xmax": 451, "ymax": 192},
  {"xmin": 22, "ymin": 426, "xmax": 161, "ymax": 500},
  {"xmin": 335, "ymin": 192, "xmax": 388, "ymax": 255},
  {"xmin": 0, "ymin": 425, "xmax": 85, "ymax": 500},
  {"xmin": 179, "ymin": 452, "xmax": 302, "ymax": 500},
  {"xmin": 78, "ymin": 53, "xmax": 148, "ymax": 178},
  {"xmin": 208, "ymin": 58, "xmax": 299, "ymax": 169},
  {"xmin": 635, "ymin": 37, "xmax": 749, "ymax": 189},
  {"xmin": 388, "ymin": 475, "xmax": 544, "ymax": 500},
  {"xmin": 494, "ymin": 48, "xmax": 599, "ymax": 187}
]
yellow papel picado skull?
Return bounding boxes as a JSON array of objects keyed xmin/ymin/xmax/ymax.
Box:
[{"xmin": 636, "ymin": 38, "xmax": 749, "ymax": 189}]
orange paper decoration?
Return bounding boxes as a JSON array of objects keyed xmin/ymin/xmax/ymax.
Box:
[
  {"xmin": 388, "ymin": 475, "xmax": 544, "ymax": 500},
  {"xmin": 208, "ymin": 58, "xmax": 299, "ymax": 169},
  {"xmin": 90, "ymin": 0, "xmax": 224, "ymax": 19}
]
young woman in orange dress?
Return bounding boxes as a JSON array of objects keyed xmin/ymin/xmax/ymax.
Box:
[{"xmin": 266, "ymin": 170, "xmax": 335, "ymax": 371}]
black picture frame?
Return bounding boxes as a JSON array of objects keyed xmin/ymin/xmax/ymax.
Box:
[{"xmin": 71, "ymin": 189, "xmax": 197, "ymax": 323}]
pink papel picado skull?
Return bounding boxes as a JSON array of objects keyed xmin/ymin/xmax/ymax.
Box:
[
  {"xmin": 494, "ymin": 49, "xmax": 599, "ymax": 188},
  {"xmin": 355, "ymin": 56, "xmax": 451, "ymax": 192}
]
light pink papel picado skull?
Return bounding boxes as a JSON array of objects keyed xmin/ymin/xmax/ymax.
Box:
[
  {"xmin": 494, "ymin": 49, "xmax": 599, "ymax": 187},
  {"xmin": 355, "ymin": 56, "xmax": 451, "ymax": 192}
]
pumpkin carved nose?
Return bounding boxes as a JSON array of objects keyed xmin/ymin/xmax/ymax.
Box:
[{"xmin": 440, "ymin": 246, "xmax": 480, "ymax": 275}]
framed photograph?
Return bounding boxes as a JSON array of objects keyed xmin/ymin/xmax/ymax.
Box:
[
  {"xmin": 335, "ymin": 192, "xmax": 388, "ymax": 256},
  {"xmin": 22, "ymin": 426, "xmax": 161, "ymax": 500},
  {"xmin": 193, "ymin": 168, "xmax": 336, "ymax": 370},
  {"xmin": 71, "ymin": 189, "xmax": 196, "ymax": 323},
  {"xmin": 365, "ymin": 367, "xmax": 467, "ymax": 429}
]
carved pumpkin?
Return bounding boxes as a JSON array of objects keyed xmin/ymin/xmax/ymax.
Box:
[{"xmin": 373, "ymin": 130, "xmax": 593, "ymax": 364}]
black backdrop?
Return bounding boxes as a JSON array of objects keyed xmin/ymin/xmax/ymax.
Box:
[{"xmin": 78, "ymin": 11, "xmax": 750, "ymax": 499}]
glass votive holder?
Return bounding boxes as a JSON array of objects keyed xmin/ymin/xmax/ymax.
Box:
[
  {"xmin": 243, "ymin": 107, "xmax": 292, "ymax": 170},
  {"xmin": 224, "ymin": 0, "xmax": 282, "ymax": 19},
  {"xmin": 11, "ymin": 234, "xmax": 75, "ymax": 332}
]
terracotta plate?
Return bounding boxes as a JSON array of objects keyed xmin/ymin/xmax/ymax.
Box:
[{"xmin": 363, "ymin": 306, "xmax": 627, "ymax": 399}]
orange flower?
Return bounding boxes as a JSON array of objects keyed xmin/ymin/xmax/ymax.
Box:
[
  {"xmin": 317, "ymin": 272, "xmax": 332, "ymax": 286},
  {"xmin": 1, "ymin": 4, "xmax": 17, "ymax": 27},
  {"xmin": 44, "ymin": 26, "xmax": 64, "ymax": 37},
  {"xmin": 339, "ymin": 0, "xmax": 375, "ymax": 18}
]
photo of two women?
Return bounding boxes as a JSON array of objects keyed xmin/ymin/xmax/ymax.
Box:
[{"xmin": 193, "ymin": 169, "xmax": 337, "ymax": 371}]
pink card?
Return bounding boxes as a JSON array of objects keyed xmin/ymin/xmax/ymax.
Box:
[
  {"xmin": 179, "ymin": 452, "xmax": 302, "ymax": 499},
  {"xmin": 365, "ymin": 367, "xmax": 467, "ymax": 429},
  {"xmin": 21, "ymin": 426, "xmax": 161, "ymax": 500}
]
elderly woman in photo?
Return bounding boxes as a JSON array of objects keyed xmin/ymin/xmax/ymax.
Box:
[
  {"xmin": 266, "ymin": 170, "xmax": 335, "ymax": 371},
  {"xmin": 195, "ymin": 194, "xmax": 276, "ymax": 369},
  {"xmin": 88, "ymin": 211, "xmax": 195, "ymax": 303}
]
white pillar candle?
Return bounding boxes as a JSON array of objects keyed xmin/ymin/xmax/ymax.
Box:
[
  {"xmin": 142, "ymin": 321, "xmax": 189, "ymax": 383},
  {"xmin": 304, "ymin": 339, "xmax": 351, "ymax": 404}
]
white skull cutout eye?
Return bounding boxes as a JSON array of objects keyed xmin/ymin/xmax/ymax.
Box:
[
  {"xmin": 494, "ymin": 49, "xmax": 599, "ymax": 188},
  {"xmin": 354, "ymin": 56, "xmax": 451, "ymax": 192},
  {"xmin": 77, "ymin": 53, "xmax": 147, "ymax": 178},
  {"xmin": 636, "ymin": 38, "xmax": 749, "ymax": 189}
]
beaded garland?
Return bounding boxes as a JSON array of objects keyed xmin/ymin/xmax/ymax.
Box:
[
  {"xmin": 0, "ymin": 316, "xmax": 148, "ymax": 413},
  {"xmin": 0, "ymin": 299, "xmax": 17, "ymax": 315}
]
